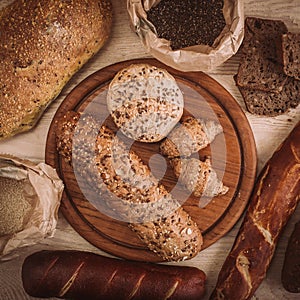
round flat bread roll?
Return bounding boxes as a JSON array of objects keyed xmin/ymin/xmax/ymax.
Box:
[{"xmin": 107, "ymin": 64, "xmax": 184, "ymax": 142}]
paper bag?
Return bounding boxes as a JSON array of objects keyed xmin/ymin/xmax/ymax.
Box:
[
  {"xmin": 0, "ymin": 154, "xmax": 64, "ymax": 260},
  {"xmin": 127, "ymin": 0, "xmax": 244, "ymax": 72}
]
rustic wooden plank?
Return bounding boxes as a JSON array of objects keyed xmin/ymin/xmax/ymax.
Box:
[{"xmin": 0, "ymin": 0, "xmax": 299, "ymax": 299}]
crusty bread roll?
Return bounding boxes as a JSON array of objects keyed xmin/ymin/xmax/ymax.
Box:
[
  {"xmin": 170, "ymin": 158, "xmax": 228, "ymax": 198},
  {"xmin": 0, "ymin": 0, "xmax": 112, "ymax": 140},
  {"xmin": 160, "ymin": 116, "xmax": 223, "ymax": 158},
  {"xmin": 159, "ymin": 115, "xmax": 227, "ymax": 200},
  {"xmin": 106, "ymin": 64, "xmax": 184, "ymax": 143}
]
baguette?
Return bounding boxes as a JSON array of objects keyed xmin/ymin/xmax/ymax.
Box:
[
  {"xmin": 0, "ymin": 0, "xmax": 112, "ymax": 140},
  {"xmin": 22, "ymin": 250, "xmax": 206, "ymax": 300},
  {"xmin": 56, "ymin": 111, "xmax": 203, "ymax": 261},
  {"xmin": 281, "ymin": 220, "xmax": 300, "ymax": 293},
  {"xmin": 210, "ymin": 121, "xmax": 300, "ymax": 300}
]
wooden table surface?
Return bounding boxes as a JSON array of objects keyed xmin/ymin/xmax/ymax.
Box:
[{"xmin": 0, "ymin": 0, "xmax": 299, "ymax": 299}]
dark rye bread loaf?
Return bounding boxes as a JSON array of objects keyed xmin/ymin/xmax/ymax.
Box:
[
  {"xmin": 236, "ymin": 17, "xmax": 300, "ymax": 116},
  {"xmin": 281, "ymin": 32, "xmax": 300, "ymax": 80},
  {"xmin": 0, "ymin": 0, "xmax": 112, "ymax": 140},
  {"xmin": 236, "ymin": 17, "xmax": 288, "ymax": 92},
  {"xmin": 236, "ymin": 76, "xmax": 300, "ymax": 116}
]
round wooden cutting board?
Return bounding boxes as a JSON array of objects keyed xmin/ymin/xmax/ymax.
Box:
[{"xmin": 45, "ymin": 58, "xmax": 257, "ymax": 262}]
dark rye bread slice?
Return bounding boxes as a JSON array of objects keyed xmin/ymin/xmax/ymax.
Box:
[
  {"xmin": 236, "ymin": 17, "xmax": 288, "ymax": 92},
  {"xmin": 236, "ymin": 76, "xmax": 300, "ymax": 116},
  {"xmin": 281, "ymin": 32, "xmax": 300, "ymax": 80}
]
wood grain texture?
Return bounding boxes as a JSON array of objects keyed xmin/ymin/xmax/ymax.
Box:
[{"xmin": 0, "ymin": 0, "xmax": 299, "ymax": 299}]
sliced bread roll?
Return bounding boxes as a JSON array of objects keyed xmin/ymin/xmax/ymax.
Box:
[
  {"xmin": 0, "ymin": 0, "xmax": 112, "ymax": 140},
  {"xmin": 107, "ymin": 64, "xmax": 184, "ymax": 143}
]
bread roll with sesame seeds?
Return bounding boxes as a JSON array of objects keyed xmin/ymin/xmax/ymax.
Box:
[
  {"xmin": 0, "ymin": 0, "xmax": 112, "ymax": 140},
  {"xmin": 106, "ymin": 64, "xmax": 184, "ymax": 143}
]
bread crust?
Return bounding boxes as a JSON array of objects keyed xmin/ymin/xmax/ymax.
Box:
[
  {"xmin": 107, "ymin": 64, "xmax": 184, "ymax": 143},
  {"xmin": 210, "ymin": 121, "xmax": 300, "ymax": 299},
  {"xmin": 22, "ymin": 250, "xmax": 207, "ymax": 299},
  {"xmin": 281, "ymin": 32, "xmax": 300, "ymax": 80},
  {"xmin": 0, "ymin": 0, "xmax": 112, "ymax": 140}
]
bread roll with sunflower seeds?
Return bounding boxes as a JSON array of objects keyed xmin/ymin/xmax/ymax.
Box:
[
  {"xmin": 107, "ymin": 64, "xmax": 184, "ymax": 143},
  {"xmin": 160, "ymin": 116, "xmax": 223, "ymax": 158},
  {"xmin": 170, "ymin": 157, "xmax": 228, "ymax": 198}
]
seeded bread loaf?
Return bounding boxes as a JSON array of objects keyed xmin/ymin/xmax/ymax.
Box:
[
  {"xmin": 0, "ymin": 0, "xmax": 112, "ymax": 140},
  {"xmin": 56, "ymin": 111, "xmax": 203, "ymax": 261},
  {"xmin": 236, "ymin": 17, "xmax": 288, "ymax": 92},
  {"xmin": 281, "ymin": 32, "xmax": 300, "ymax": 80},
  {"xmin": 281, "ymin": 220, "xmax": 300, "ymax": 293},
  {"xmin": 160, "ymin": 116, "xmax": 223, "ymax": 158},
  {"xmin": 106, "ymin": 64, "xmax": 184, "ymax": 143}
]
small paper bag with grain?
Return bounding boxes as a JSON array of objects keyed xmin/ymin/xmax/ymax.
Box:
[
  {"xmin": 127, "ymin": 0, "xmax": 244, "ymax": 72},
  {"xmin": 0, "ymin": 154, "xmax": 64, "ymax": 260}
]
